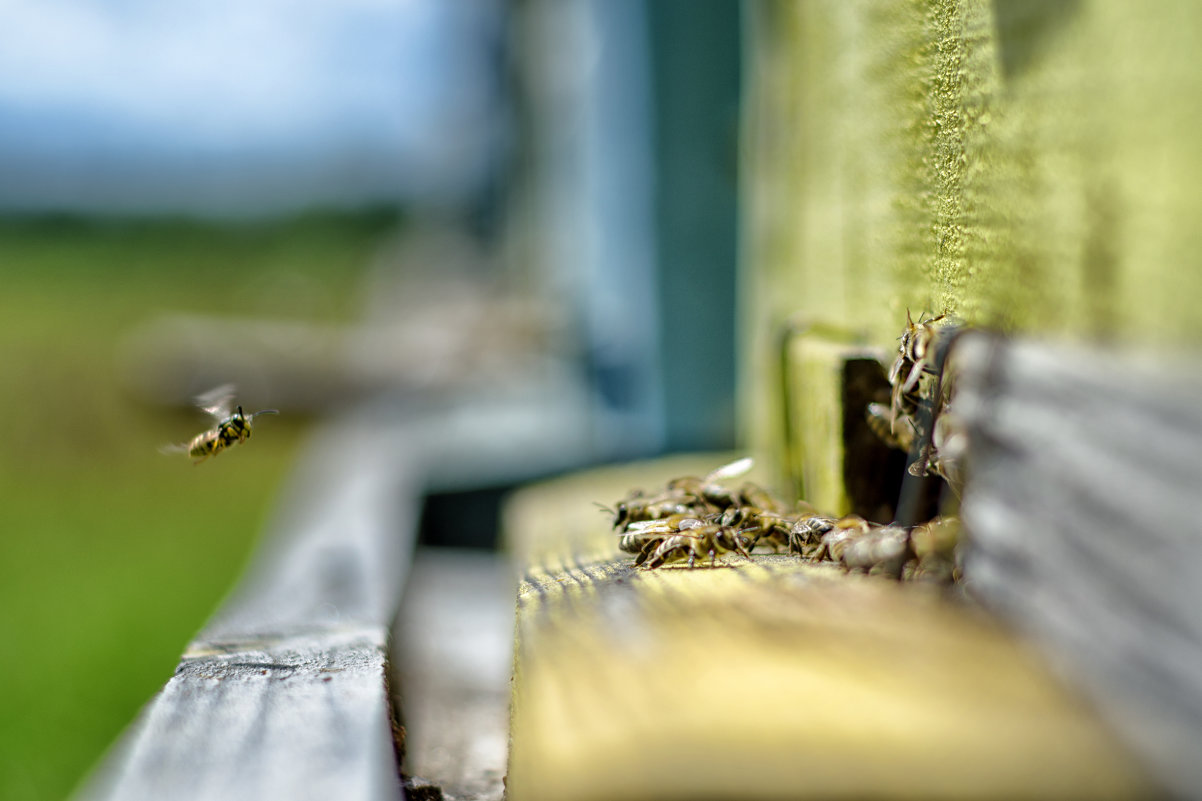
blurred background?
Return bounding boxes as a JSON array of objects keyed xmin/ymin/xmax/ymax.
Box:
[{"xmin": 0, "ymin": 1, "xmax": 741, "ymax": 798}]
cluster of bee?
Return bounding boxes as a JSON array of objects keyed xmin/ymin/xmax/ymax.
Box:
[
  {"xmin": 865, "ymin": 311, "xmax": 964, "ymax": 490},
  {"xmin": 604, "ymin": 458, "xmax": 960, "ymax": 583}
]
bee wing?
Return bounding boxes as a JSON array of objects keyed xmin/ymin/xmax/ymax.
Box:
[
  {"xmin": 159, "ymin": 441, "xmax": 190, "ymax": 456},
  {"xmin": 706, "ymin": 456, "xmax": 754, "ymax": 482},
  {"xmin": 625, "ymin": 523, "xmax": 704, "ymax": 538},
  {"xmin": 623, "ymin": 516, "xmax": 707, "ymax": 534},
  {"xmin": 662, "ymin": 529, "xmax": 712, "ymax": 540},
  {"xmin": 901, "ymin": 351, "xmax": 930, "ymax": 393},
  {"xmin": 195, "ymin": 384, "xmax": 237, "ymax": 420},
  {"xmin": 623, "ymin": 520, "xmax": 676, "ymax": 535}
]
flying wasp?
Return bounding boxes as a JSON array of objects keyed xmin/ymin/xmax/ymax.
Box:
[{"xmin": 163, "ymin": 384, "xmax": 278, "ymax": 464}]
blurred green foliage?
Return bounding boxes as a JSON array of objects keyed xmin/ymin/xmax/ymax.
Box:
[{"xmin": 0, "ymin": 210, "xmax": 399, "ymax": 801}]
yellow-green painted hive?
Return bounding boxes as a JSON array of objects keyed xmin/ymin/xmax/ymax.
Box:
[{"xmin": 740, "ymin": 0, "xmax": 1202, "ymax": 504}]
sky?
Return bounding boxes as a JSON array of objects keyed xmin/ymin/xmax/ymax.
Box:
[{"xmin": 0, "ymin": 0, "xmax": 504, "ymax": 215}]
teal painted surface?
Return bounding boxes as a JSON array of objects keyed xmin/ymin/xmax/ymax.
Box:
[{"xmin": 649, "ymin": 0, "xmax": 742, "ymax": 451}]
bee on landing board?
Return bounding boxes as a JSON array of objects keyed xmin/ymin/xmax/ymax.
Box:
[
  {"xmin": 633, "ymin": 524, "xmax": 757, "ymax": 569},
  {"xmin": 162, "ymin": 384, "xmax": 278, "ymax": 464}
]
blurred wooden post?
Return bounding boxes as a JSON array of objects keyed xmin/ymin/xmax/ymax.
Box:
[{"xmin": 77, "ymin": 407, "xmax": 419, "ymax": 801}]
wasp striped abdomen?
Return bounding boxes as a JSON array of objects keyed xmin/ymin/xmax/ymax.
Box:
[{"xmin": 165, "ymin": 386, "xmax": 277, "ymax": 464}]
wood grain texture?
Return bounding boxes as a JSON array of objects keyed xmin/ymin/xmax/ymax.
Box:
[
  {"xmin": 955, "ymin": 333, "xmax": 1202, "ymax": 799},
  {"xmin": 504, "ymin": 457, "xmax": 1155, "ymax": 801},
  {"xmin": 78, "ymin": 408, "xmax": 419, "ymax": 801}
]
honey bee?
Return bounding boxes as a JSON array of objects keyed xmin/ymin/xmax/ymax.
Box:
[
  {"xmin": 163, "ymin": 384, "xmax": 278, "ymax": 464},
  {"xmin": 721, "ymin": 503, "xmax": 823, "ymax": 553},
  {"xmin": 602, "ymin": 457, "xmax": 756, "ymax": 530},
  {"xmin": 805, "ymin": 515, "xmax": 867, "ymax": 562},
  {"xmin": 663, "ymin": 456, "xmax": 755, "ymax": 510},
  {"xmin": 618, "ymin": 514, "xmax": 705, "ymax": 554},
  {"xmin": 604, "ymin": 491, "xmax": 697, "ymax": 530},
  {"xmin": 865, "ymin": 401, "xmax": 916, "ymax": 453},
  {"xmin": 736, "ymin": 482, "xmax": 789, "ymax": 514},
  {"xmin": 888, "ymin": 311, "xmax": 950, "ymax": 425},
  {"xmin": 635, "ymin": 524, "xmax": 756, "ymax": 569},
  {"xmin": 716, "ymin": 482, "xmax": 801, "ymax": 548},
  {"xmin": 906, "ymin": 516, "xmax": 961, "ymax": 583},
  {"xmin": 869, "ymin": 311, "xmax": 964, "ymax": 484},
  {"xmin": 839, "ymin": 524, "xmax": 911, "ymax": 577},
  {"xmin": 785, "ymin": 513, "xmax": 838, "ymax": 558}
]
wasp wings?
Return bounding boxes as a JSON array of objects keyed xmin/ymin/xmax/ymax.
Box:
[{"xmin": 194, "ymin": 384, "xmax": 236, "ymax": 420}]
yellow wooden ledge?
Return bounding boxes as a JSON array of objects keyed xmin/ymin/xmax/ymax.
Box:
[{"xmin": 503, "ymin": 457, "xmax": 1156, "ymax": 801}]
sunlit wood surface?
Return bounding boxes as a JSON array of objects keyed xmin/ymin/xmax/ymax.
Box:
[{"xmin": 504, "ymin": 456, "xmax": 1156, "ymax": 801}]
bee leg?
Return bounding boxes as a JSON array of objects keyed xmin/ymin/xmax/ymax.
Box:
[
  {"xmin": 634, "ymin": 540, "xmax": 655, "ymax": 566},
  {"xmin": 643, "ymin": 540, "xmax": 673, "ymax": 570}
]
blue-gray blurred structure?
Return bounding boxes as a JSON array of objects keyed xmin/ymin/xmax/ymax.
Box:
[
  {"xmin": 648, "ymin": 1, "xmax": 742, "ymax": 452},
  {"xmin": 509, "ymin": 0, "xmax": 741, "ymax": 459},
  {"xmin": 0, "ymin": 0, "xmax": 507, "ymax": 216},
  {"xmin": 11, "ymin": 0, "xmax": 744, "ymax": 491}
]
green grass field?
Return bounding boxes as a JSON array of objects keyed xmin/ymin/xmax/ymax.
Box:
[{"xmin": 0, "ymin": 211, "xmax": 399, "ymax": 800}]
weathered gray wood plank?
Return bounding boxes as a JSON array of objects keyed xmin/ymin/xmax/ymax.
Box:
[
  {"xmin": 955, "ymin": 333, "xmax": 1202, "ymax": 799},
  {"xmin": 77, "ymin": 406, "xmax": 420, "ymax": 801},
  {"xmin": 392, "ymin": 547, "xmax": 512, "ymax": 801}
]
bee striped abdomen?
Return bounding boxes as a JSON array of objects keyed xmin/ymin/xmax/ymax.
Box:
[{"xmin": 188, "ymin": 431, "xmax": 222, "ymax": 460}]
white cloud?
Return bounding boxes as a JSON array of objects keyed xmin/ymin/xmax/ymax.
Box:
[
  {"xmin": 0, "ymin": 0, "xmax": 414, "ymax": 140},
  {"xmin": 0, "ymin": 0, "xmax": 503, "ymax": 209}
]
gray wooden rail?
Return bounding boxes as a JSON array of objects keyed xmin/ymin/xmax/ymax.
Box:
[
  {"xmin": 78, "ymin": 404, "xmax": 419, "ymax": 801},
  {"xmin": 955, "ymin": 333, "xmax": 1202, "ymax": 800}
]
